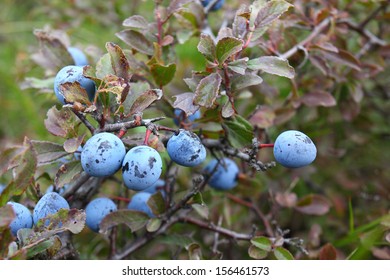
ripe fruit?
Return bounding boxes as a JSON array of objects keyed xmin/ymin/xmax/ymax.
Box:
[
  {"xmin": 67, "ymin": 46, "xmax": 88, "ymax": 66},
  {"xmin": 33, "ymin": 192, "xmax": 70, "ymax": 225},
  {"xmin": 53, "ymin": 65, "xmax": 96, "ymax": 104},
  {"xmin": 273, "ymin": 130, "xmax": 317, "ymax": 168},
  {"xmin": 173, "ymin": 109, "xmax": 201, "ymax": 126},
  {"xmin": 167, "ymin": 129, "xmax": 207, "ymax": 167},
  {"xmin": 122, "ymin": 145, "xmax": 163, "ymax": 191},
  {"xmin": 204, "ymin": 158, "xmax": 239, "ymax": 190},
  {"xmin": 127, "ymin": 192, "xmax": 154, "ymax": 218},
  {"xmin": 81, "ymin": 132, "xmax": 126, "ymax": 177},
  {"xmin": 7, "ymin": 202, "xmax": 33, "ymax": 235},
  {"xmin": 45, "ymin": 184, "xmax": 69, "ymax": 195},
  {"xmin": 201, "ymin": 0, "xmax": 225, "ymax": 11},
  {"xmin": 85, "ymin": 197, "xmax": 117, "ymax": 232}
]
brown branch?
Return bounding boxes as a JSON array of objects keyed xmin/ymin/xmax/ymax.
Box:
[
  {"xmin": 94, "ymin": 116, "xmax": 165, "ymax": 134},
  {"xmin": 71, "ymin": 109, "xmax": 95, "ymax": 134}
]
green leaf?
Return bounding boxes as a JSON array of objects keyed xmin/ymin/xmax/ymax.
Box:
[
  {"xmin": 146, "ymin": 218, "xmax": 162, "ymax": 232},
  {"xmin": 160, "ymin": 234, "xmax": 194, "ymax": 248},
  {"xmin": 231, "ymin": 74, "xmax": 263, "ymax": 92},
  {"xmin": 99, "ymin": 209, "xmax": 149, "ymax": 233},
  {"xmin": 228, "ymin": 57, "xmax": 248, "ymax": 75},
  {"xmin": 173, "ymin": 92, "xmax": 200, "ymax": 116},
  {"xmin": 248, "ymin": 56, "xmax": 295, "ymax": 79},
  {"xmin": 295, "ymin": 194, "xmax": 331, "ymax": 216},
  {"xmin": 20, "ymin": 77, "xmax": 54, "ymax": 91},
  {"xmin": 147, "ymin": 191, "xmax": 166, "ymax": 216},
  {"xmin": 34, "ymin": 208, "xmax": 86, "ymax": 234},
  {"xmin": 221, "ymin": 99, "xmax": 235, "ymax": 118},
  {"xmin": 106, "ymin": 42, "xmax": 131, "ymax": 81},
  {"xmin": 194, "ymin": 73, "xmax": 222, "ymax": 107},
  {"xmin": 0, "ymin": 146, "xmax": 27, "ymax": 177},
  {"xmin": 129, "ymin": 89, "xmax": 163, "ymax": 115},
  {"xmin": 216, "ymin": 37, "xmax": 243, "ymax": 64},
  {"xmin": 222, "ymin": 114, "xmax": 254, "ymax": 148},
  {"xmin": 31, "ymin": 140, "xmax": 68, "ymax": 165},
  {"xmin": 99, "ymin": 74, "xmax": 130, "ymax": 104},
  {"xmin": 252, "ymin": 0, "xmax": 293, "ymax": 39},
  {"xmin": 122, "ymin": 15, "xmax": 149, "ymax": 30},
  {"xmin": 274, "ymin": 247, "xmax": 294, "ymax": 260},
  {"xmin": 25, "ymin": 236, "xmax": 61, "ymax": 259},
  {"xmin": 116, "ymin": 30, "xmax": 154, "ymax": 56},
  {"xmin": 192, "ymin": 204, "xmax": 209, "ymax": 220},
  {"xmin": 197, "ymin": 33, "xmax": 216, "ymax": 63},
  {"xmin": 248, "ymin": 245, "xmax": 269, "ymax": 259},
  {"xmin": 60, "ymin": 82, "xmax": 92, "ymax": 105},
  {"xmin": 54, "ymin": 160, "xmax": 83, "ymax": 189},
  {"xmin": 63, "ymin": 136, "xmax": 84, "ymax": 154},
  {"xmin": 150, "ymin": 63, "xmax": 176, "ymax": 87},
  {"xmin": 96, "ymin": 53, "xmax": 114, "ymax": 79},
  {"xmin": 188, "ymin": 243, "xmax": 202, "ymax": 260},
  {"xmin": 44, "ymin": 106, "xmax": 81, "ymax": 138},
  {"xmin": 251, "ymin": 236, "xmax": 272, "ymax": 252}
]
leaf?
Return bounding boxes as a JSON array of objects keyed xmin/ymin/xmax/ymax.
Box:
[
  {"xmin": 96, "ymin": 53, "xmax": 114, "ymax": 79},
  {"xmin": 233, "ymin": 5, "xmax": 250, "ymax": 38},
  {"xmin": 249, "ymin": 105, "xmax": 276, "ymax": 128},
  {"xmin": 319, "ymin": 49, "xmax": 361, "ymax": 71},
  {"xmin": 228, "ymin": 57, "xmax": 248, "ymax": 75},
  {"xmin": 248, "ymin": 245, "xmax": 269, "ymax": 259},
  {"xmin": 150, "ymin": 63, "xmax": 176, "ymax": 87},
  {"xmin": 231, "ymin": 74, "xmax": 263, "ymax": 92},
  {"xmin": 197, "ymin": 33, "xmax": 216, "ymax": 63},
  {"xmin": 173, "ymin": 92, "xmax": 200, "ymax": 116},
  {"xmin": 221, "ymin": 99, "xmax": 235, "ymax": 118},
  {"xmin": 274, "ymin": 247, "xmax": 294, "ymax": 260},
  {"xmin": 0, "ymin": 146, "xmax": 27, "ymax": 177},
  {"xmin": 251, "ymin": 236, "xmax": 272, "ymax": 252},
  {"xmin": 106, "ymin": 42, "xmax": 131, "ymax": 81},
  {"xmin": 63, "ymin": 136, "xmax": 84, "ymax": 153},
  {"xmin": 295, "ymin": 194, "xmax": 331, "ymax": 216},
  {"xmin": 192, "ymin": 204, "xmax": 209, "ymax": 220},
  {"xmin": 184, "ymin": 72, "xmax": 207, "ymax": 92},
  {"xmin": 299, "ymin": 91, "xmax": 337, "ymax": 107},
  {"xmin": 166, "ymin": 0, "xmax": 194, "ymax": 19},
  {"xmin": 20, "ymin": 77, "xmax": 54, "ymax": 91},
  {"xmin": 31, "ymin": 140, "xmax": 68, "ymax": 165},
  {"xmin": 54, "ymin": 161, "xmax": 83, "ymax": 189},
  {"xmin": 146, "ymin": 218, "xmax": 162, "ymax": 232},
  {"xmin": 99, "ymin": 209, "xmax": 149, "ymax": 233},
  {"xmin": 216, "ymin": 37, "xmax": 243, "ymax": 64},
  {"xmin": 160, "ymin": 234, "xmax": 194, "ymax": 248},
  {"xmin": 0, "ymin": 139, "xmax": 37, "ymax": 207},
  {"xmin": 319, "ymin": 243, "xmax": 337, "ymax": 260},
  {"xmin": 100, "ymin": 74, "xmax": 130, "ymax": 104},
  {"xmin": 188, "ymin": 243, "xmax": 202, "ymax": 260},
  {"xmin": 252, "ymin": 0, "xmax": 293, "ymax": 38},
  {"xmin": 147, "ymin": 192, "xmax": 166, "ymax": 216},
  {"xmin": 129, "ymin": 89, "xmax": 163, "ymax": 115},
  {"xmin": 0, "ymin": 204, "xmax": 16, "ymax": 228},
  {"xmin": 59, "ymin": 82, "xmax": 92, "ymax": 105},
  {"xmin": 25, "ymin": 236, "xmax": 61, "ymax": 259},
  {"xmin": 122, "ymin": 15, "xmax": 149, "ymax": 30},
  {"xmin": 275, "ymin": 192, "xmax": 297, "ymax": 208},
  {"xmin": 44, "ymin": 106, "xmax": 80, "ymax": 138},
  {"xmin": 194, "ymin": 73, "xmax": 222, "ymax": 107},
  {"xmin": 248, "ymin": 56, "xmax": 295, "ymax": 79},
  {"xmin": 222, "ymin": 114, "xmax": 254, "ymax": 148},
  {"xmin": 116, "ymin": 30, "xmax": 154, "ymax": 55}
]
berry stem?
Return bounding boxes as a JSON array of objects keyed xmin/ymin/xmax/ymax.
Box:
[
  {"xmin": 143, "ymin": 129, "xmax": 152, "ymax": 145},
  {"xmin": 259, "ymin": 143, "xmax": 275, "ymax": 148}
]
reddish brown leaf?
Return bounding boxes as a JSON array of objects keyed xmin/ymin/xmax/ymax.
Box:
[
  {"xmin": 319, "ymin": 243, "xmax": 337, "ymax": 260},
  {"xmin": 300, "ymin": 91, "xmax": 337, "ymax": 107},
  {"xmin": 249, "ymin": 105, "xmax": 276, "ymax": 129},
  {"xmin": 275, "ymin": 192, "xmax": 297, "ymax": 208},
  {"xmin": 295, "ymin": 194, "xmax": 331, "ymax": 215}
]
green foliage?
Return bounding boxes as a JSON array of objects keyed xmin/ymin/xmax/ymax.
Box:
[{"xmin": 1, "ymin": 0, "xmax": 390, "ymax": 260}]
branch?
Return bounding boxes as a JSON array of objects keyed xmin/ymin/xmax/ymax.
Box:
[
  {"xmin": 71, "ymin": 109, "xmax": 95, "ymax": 134},
  {"xmin": 94, "ymin": 116, "xmax": 165, "ymax": 134}
]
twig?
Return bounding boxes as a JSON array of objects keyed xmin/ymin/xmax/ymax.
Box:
[
  {"xmin": 94, "ymin": 116, "xmax": 165, "ymax": 134},
  {"xmin": 71, "ymin": 109, "xmax": 95, "ymax": 134}
]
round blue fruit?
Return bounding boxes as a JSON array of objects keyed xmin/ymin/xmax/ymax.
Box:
[
  {"xmin": 167, "ymin": 129, "xmax": 207, "ymax": 167},
  {"xmin": 54, "ymin": 65, "xmax": 96, "ymax": 104},
  {"xmin": 67, "ymin": 46, "xmax": 88, "ymax": 66},
  {"xmin": 173, "ymin": 109, "xmax": 201, "ymax": 126},
  {"xmin": 273, "ymin": 130, "xmax": 317, "ymax": 168},
  {"xmin": 122, "ymin": 145, "xmax": 163, "ymax": 191},
  {"xmin": 127, "ymin": 192, "xmax": 154, "ymax": 218},
  {"xmin": 7, "ymin": 202, "xmax": 33, "ymax": 236},
  {"xmin": 45, "ymin": 184, "xmax": 70, "ymax": 195},
  {"xmin": 85, "ymin": 197, "xmax": 117, "ymax": 232},
  {"xmin": 204, "ymin": 158, "xmax": 239, "ymax": 190},
  {"xmin": 201, "ymin": 0, "xmax": 224, "ymax": 11},
  {"xmin": 33, "ymin": 192, "xmax": 70, "ymax": 225},
  {"xmin": 81, "ymin": 132, "xmax": 126, "ymax": 177}
]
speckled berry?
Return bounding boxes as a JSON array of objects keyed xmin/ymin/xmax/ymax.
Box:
[
  {"xmin": 122, "ymin": 145, "xmax": 163, "ymax": 191},
  {"xmin": 7, "ymin": 202, "xmax": 33, "ymax": 235},
  {"xmin": 33, "ymin": 192, "xmax": 70, "ymax": 225},
  {"xmin": 167, "ymin": 129, "xmax": 206, "ymax": 167},
  {"xmin": 273, "ymin": 130, "xmax": 317, "ymax": 168},
  {"xmin": 127, "ymin": 192, "xmax": 155, "ymax": 218},
  {"xmin": 67, "ymin": 46, "xmax": 88, "ymax": 66},
  {"xmin": 81, "ymin": 132, "xmax": 126, "ymax": 177}
]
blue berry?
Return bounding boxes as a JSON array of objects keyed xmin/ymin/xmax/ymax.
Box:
[
  {"xmin": 45, "ymin": 184, "xmax": 70, "ymax": 195},
  {"xmin": 81, "ymin": 132, "xmax": 126, "ymax": 177},
  {"xmin": 173, "ymin": 109, "xmax": 201, "ymax": 127},
  {"xmin": 54, "ymin": 65, "xmax": 95, "ymax": 104},
  {"xmin": 204, "ymin": 158, "xmax": 239, "ymax": 190},
  {"xmin": 167, "ymin": 129, "xmax": 207, "ymax": 167},
  {"xmin": 33, "ymin": 192, "xmax": 70, "ymax": 225},
  {"xmin": 127, "ymin": 192, "xmax": 155, "ymax": 218},
  {"xmin": 144, "ymin": 179, "xmax": 166, "ymax": 196},
  {"xmin": 201, "ymin": 0, "xmax": 225, "ymax": 11},
  {"xmin": 7, "ymin": 202, "xmax": 33, "ymax": 235},
  {"xmin": 122, "ymin": 145, "xmax": 163, "ymax": 191},
  {"xmin": 67, "ymin": 46, "xmax": 88, "ymax": 66},
  {"xmin": 273, "ymin": 130, "xmax": 317, "ymax": 168},
  {"xmin": 85, "ymin": 197, "xmax": 117, "ymax": 232}
]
